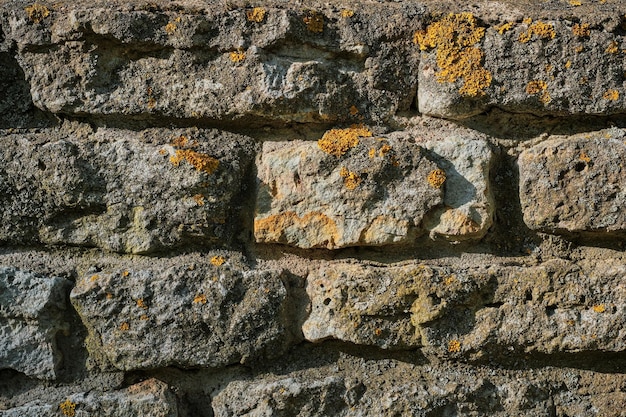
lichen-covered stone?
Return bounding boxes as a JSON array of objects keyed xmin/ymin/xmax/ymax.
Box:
[
  {"xmin": 70, "ymin": 262, "xmax": 297, "ymax": 370},
  {"xmin": 418, "ymin": 17, "xmax": 626, "ymax": 119},
  {"xmin": 255, "ymin": 135, "xmax": 444, "ymax": 249},
  {"xmin": 0, "ymin": 126, "xmax": 254, "ymax": 253},
  {"xmin": 0, "ymin": 267, "xmax": 70, "ymax": 380},
  {"xmin": 0, "ymin": 379, "xmax": 178, "ymax": 417},
  {"xmin": 3, "ymin": 4, "xmax": 421, "ymax": 124},
  {"xmin": 518, "ymin": 129, "xmax": 626, "ymax": 236}
]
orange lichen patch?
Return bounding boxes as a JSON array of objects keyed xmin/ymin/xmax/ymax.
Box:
[
  {"xmin": 59, "ymin": 399, "xmax": 76, "ymax": 417},
  {"xmin": 545, "ymin": 64, "xmax": 553, "ymax": 73},
  {"xmin": 159, "ymin": 148, "xmax": 167, "ymax": 155},
  {"xmin": 139, "ymin": 314, "xmax": 149, "ymax": 321},
  {"xmin": 603, "ymin": 89, "xmax": 619, "ymax": 101},
  {"xmin": 25, "ymin": 3, "xmax": 50, "ymax": 23},
  {"xmin": 427, "ymin": 169, "xmax": 446, "ymax": 188},
  {"xmin": 122, "ymin": 270, "xmax": 130, "ymax": 277},
  {"xmin": 518, "ymin": 21, "xmax": 556, "ymax": 43},
  {"xmin": 147, "ymin": 97, "xmax": 157, "ymax": 109},
  {"xmin": 164, "ymin": 22, "xmax": 177, "ymax": 34},
  {"xmin": 303, "ymin": 10, "xmax": 323, "ymax": 33},
  {"xmin": 120, "ymin": 322, "xmax": 130, "ymax": 331},
  {"xmin": 526, "ymin": 80, "xmax": 551, "ymax": 103},
  {"xmin": 495, "ymin": 22, "xmax": 514, "ymax": 34},
  {"xmin": 192, "ymin": 194, "xmax": 205, "ymax": 206},
  {"xmin": 229, "ymin": 49, "xmax": 246, "ymax": 62},
  {"xmin": 339, "ymin": 166, "xmax": 362, "ymax": 190},
  {"xmin": 210, "ymin": 255, "xmax": 226, "ymax": 266},
  {"xmin": 569, "ymin": 0, "xmax": 582, "ymax": 5},
  {"xmin": 341, "ymin": 9, "xmax": 354, "ymax": 18},
  {"xmin": 522, "ymin": 17, "xmax": 533, "ymax": 25},
  {"xmin": 379, "ymin": 144, "xmax": 392, "ymax": 157},
  {"xmin": 579, "ymin": 151, "xmax": 591, "ymax": 162},
  {"xmin": 606, "ymin": 41, "xmax": 619, "ymax": 54},
  {"xmin": 593, "ymin": 304, "xmax": 606, "ymax": 313},
  {"xmin": 136, "ymin": 299, "xmax": 148, "ymax": 309},
  {"xmin": 414, "ymin": 13, "xmax": 491, "ymax": 97},
  {"xmin": 368, "ymin": 148, "xmax": 376, "ymax": 158},
  {"xmin": 444, "ymin": 275, "xmax": 456, "ymax": 285},
  {"xmin": 374, "ymin": 328, "xmax": 383, "ymax": 336},
  {"xmin": 193, "ymin": 293, "xmax": 208, "ymax": 304},
  {"xmin": 254, "ymin": 211, "xmax": 339, "ymax": 247},
  {"xmin": 170, "ymin": 149, "xmax": 219, "ymax": 174},
  {"xmin": 448, "ymin": 339, "xmax": 461, "ymax": 353},
  {"xmin": 246, "ymin": 7, "xmax": 266, "ymax": 22},
  {"xmin": 349, "ymin": 105, "xmax": 359, "ymax": 115},
  {"xmin": 572, "ymin": 23, "xmax": 590, "ymax": 37},
  {"xmin": 575, "ymin": 45, "xmax": 584, "ymax": 53},
  {"xmin": 106, "ymin": 293, "xmax": 113, "ymax": 300},
  {"xmin": 565, "ymin": 60, "xmax": 572, "ymax": 69},
  {"xmin": 318, "ymin": 126, "xmax": 372, "ymax": 157},
  {"xmin": 90, "ymin": 274, "xmax": 99, "ymax": 282},
  {"xmin": 171, "ymin": 135, "xmax": 189, "ymax": 147}
]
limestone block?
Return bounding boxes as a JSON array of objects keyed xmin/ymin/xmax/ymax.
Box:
[
  {"xmin": 518, "ymin": 129, "xmax": 626, "ymax": 235},
  {"xmin": 0, "ymin": 267, "xmax": 70, "ymax": 380},
  {"xmin": 5, "ymin": 5, "xmax": 420, "ymax": 124},
  {"xmin": 70, "ymin": 262, "xmax": 297, "ymax": 371},
  {"xmin": 254, "ymin": 132, "xmax": 444, "ymax": 249},
  {"xmin": 0, "ymin": 379, "xmax": 178, "ymax": 417},
  {"xmin": 417, "ymin": 14, "xmax": 626, "ymax": 119},
  {"xmin": 0, "ymin": 127, "xmax": 254, "ymax": 253}
]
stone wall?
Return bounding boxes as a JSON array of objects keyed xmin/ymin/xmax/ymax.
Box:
[{"xmin": 1, "ymin": 0, "xmax": 626, "ymax": 415}]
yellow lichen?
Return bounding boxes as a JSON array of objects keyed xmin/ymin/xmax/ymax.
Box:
[
  {"xmin": 339, "ymin": 166, "xmax": 362, "ymax": 190},
  {"xmin": 572, "ymin": 22, "xmax": 590, "ymax": 37},
  {"xmin": 526, "ymin": 80, "xmax": 551, "ymax": 103},
  {"xmin": 229, "ymin": 49, "xmax": 246, "ymax": 62},
  {"xmin": 522, "ymin": 18, "xmax": 533, "ymax": 25},
  {"xmin": 136, "ymin": 299, "xmax": 148, "ymax": 309},
  {"xmin": 318, "ymin": 126, "xmax": 372, "ymax": 157},
  {"xmin": 444, "ymin": 275, "xmax": 456, "ymax": 285},
  {"xmin": 90, "ymin": 274, "xmax": 99, "ymax": 282},
  {"xmin": 246, "ymin": 7, "xmax": 266, "ymax": 22},
  {"xmin": 106, "ymin": 293, "xmax": 113, "ymax": 300},
  {"xmin": 303, "ymin": 11, "xmax": 323, "ymax": 33},
  {"xmin": 569, "ymin": 0, "xmax": 582, "ymax": 5},
  {"xmin": 120, "ymin": 322, "xmax": 130, "ymax": 331},
  {"xmin": 448, "ymin": 339, "xmax": 461, "ymax": 353},
  {"xmin": 172, "ymin": 135, "xmax": 189, "ymax": 147},
  {"xmin": 575, "ymin": 45, "xmax": 584, "ymax": 53},
  {"xmin": 579, "ymin": 151, "xmax": 591, "ymax": 162},
  {"xmin": 414, "ymin": 13, "xmax": 492, "ymax": 97},
  {"xmin": 122, "ymin": 270, "xmax": 130, "ymax": 277},
  {"xmin": 379, "ymin": 144, "xmax": 392, "ymax": 157},
  {"xmin": 565, "ymin": 60, "xmax": 572, "ymax": 69},
  {"xmin": 495, "ymin": 22, "xmax": 514, "ymax": 34},
  {"xmin": 192, "ymin": 194, "xmax": 205, "ymax": 206},
  {"xmin": 147, "ymin": 97, "xmax": 157, "ymax": 109},
  {"xmin": 170, "ymin": 149, "xmax": 219, "ymax": 174},
  {"xmin": 603, "ymin": 89, "xmax": 619, "ymax": 101},
  {"xmin": 140, "ymin": 314, "xmax": 149, "ymax": 320},
  {"xmin": 254, "ymin": 211, "xmax": 339, "ymax": 248},
  {"xmin": 519, "ymin": 21, "xmax": 556, "ymax": 43},
  {"xmin": 374, "ymin": 328, "xmax": 383, "ymax": 336},
  {"xmin": 164, "ymin": 22, "xmax": 177, "ymax": 34},
  {"xmin": 193, "ymin": 294, "xmax": 207, "ymax": 304},
  {"xmin": 341, "ymin": 9, "xmax": 354, "ymax": 18},
  {"xmin": 545, "ymin": 64, "xmax": 553, "ymax": 73},
  {"xmin": 427, "ymin": 169, "xmax": 446, "ymax": 188},
  {"xmin": 59, "ymin": 399, "xmax": 76, "ymax": 417},
  {"xmin": 210, "ymin": 255, "xmax": 226, "ymax": 266},
  {"xmin": 25, "ymin": 3, "xmax": 50, "ymax": 24},
  {"xmin": 593, "ymin": 304, "xmax": 605, "ymax": 313},
  {"xmin": 606, "ymin": 41, "xmax": 619, "ymax": 54},
  {"xmin": 349, "ymin": 105, "xmax": 359, "ymax": 115},
  {"xmin": 368, "ymin": 148, "xmax": 376, "ymax": 158}
]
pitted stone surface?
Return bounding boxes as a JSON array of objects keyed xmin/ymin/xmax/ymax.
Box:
[
  {"xmin": 0, "ymin": 126, "xmax": 254, "ymax": 253},
  {"xmin": 518, "ymin": 129, "xmax": 626, "ymax": 235},
  {"xmin": 255, "ymin": 135, "xmax": 444, "ymax": 249},
  {"xmin": 0, "ymin": 267, "xmax": 70, "ymax": 380},
  {"xmin": 70, "ymin": 261, "xmax": 297, "ymax": 370},
  {"xmin": 0, "ymin": 379, "xmax": 179, "ymax": 417}
]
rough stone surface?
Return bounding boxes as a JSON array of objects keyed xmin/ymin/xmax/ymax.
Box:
[
  {"xmin": 255, "ymin": 134, "xmax": 445, "ymax": 249},
  {"xmin": 0, "ymin": 379, "xmax": 179, "ymax": 417},
  {"xmin": 519, "ymin": 129, "xmax": 626, "ymax": 236},
  {"xmin": 0, "ymin": 126, "xmax": 254, "ymax": 253},
  {"xmin": 0, "ymin": 267, "xmax": 70, "ymax": 380},
  {"xmin": 70, "ymin": 261, "xmax": 299, "ymax": 371}
]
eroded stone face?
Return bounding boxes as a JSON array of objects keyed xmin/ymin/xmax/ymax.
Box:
[
  {"xmin": 0, "ymin": 267, "xmax": 70, "ymax": 380},
  {"xmin": 518, "ymin": 129, "xmax": 626, "ymax": 235},
  {"xmin": 0, "ymin": 379, "xmax": 179, "ymax": 417},
  {"xmin": 255, "ymin": 135, "xmax": 444, "ymax": 249},
  {"xmin": 70, "ymin": 262, "xmax": 297, "ymax": 370},
  {"xmin": 0, "ymin": 127, "xmax": 254, "ymax": 253}
]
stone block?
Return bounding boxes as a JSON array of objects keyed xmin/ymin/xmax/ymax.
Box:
[
  {"xmin": 0, "ymin": 267, "xmax": 70, "ymax": 380},
  {"xmin": 0, "ymin": 127, "xmax": 254, "ymax": 253},
  {"xmin": 70, "ymin": 262, "xmax": 297, "ymax": 370},
  {"xmin": 518, "ymin": 129, "xmax": 626, "ymax": 235}
]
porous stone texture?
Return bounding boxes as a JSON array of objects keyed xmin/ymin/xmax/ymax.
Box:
[
  {"xmin": 519, "ymin": 128, "xmax": 626, "ymax": 236},
  {"xmin": 70, "ymin": 259, "xmax": 298, "ymax": 371},
  {"xmin": 0, "ymin": 379, "xmax": 179, "ymax": 417},
  {"xmin": 255, "ymin": 134, "xmax": 444, "ymax": 249},
  {"xmin": 0, "ymin": 267, "xmax": 70, "ymax": 380},
  {"xmin": 0, "ymin": 126, "xmax": 254, "ymax": 253}
]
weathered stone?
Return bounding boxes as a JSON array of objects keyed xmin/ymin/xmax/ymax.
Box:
[
  {"xmin": 3, "ymin": 4, "xmax": 421, "ymax": 124},
  {"xmin": 518, "ymin": 129, "xmax": 626, "ymax": 236},
  {"xmin": 255, "ymin": 133, "xmax": 444, "ymax": 249},
  {"xmin": 0, "ymin": 379, "xmax": 178, "ymax": 417},
  {"xmin": 0, "ymin": 126, "xmax": 254, "ymax": 253},
  {"xmin": 0, "ymin": 267, "xmax": 70, "ymax": 380},
  {"xmin": 417, "ymin": 15, "xmax": 626, "ymax": 119},
  {"xmin": 70, "ymin": 262, "xmax": 298, "ymax": 370}
]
